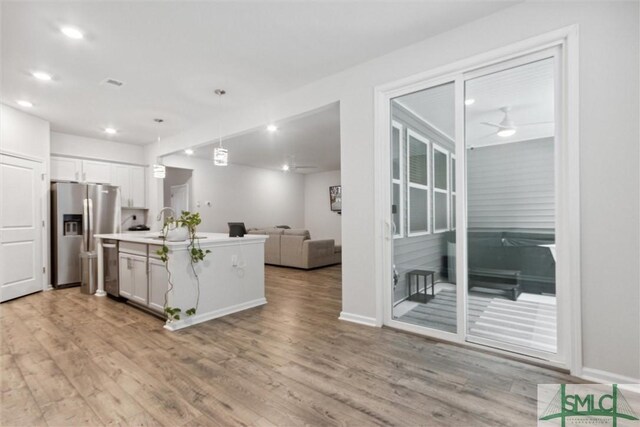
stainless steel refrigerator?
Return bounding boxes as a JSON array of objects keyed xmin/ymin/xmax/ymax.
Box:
[{"xmin": 51, "ymin": 182, "xmax": 121, "ymax": 288}]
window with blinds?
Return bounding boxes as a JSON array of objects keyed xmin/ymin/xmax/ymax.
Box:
[
  {"xmin": 433, "ymin": 144, "xmax": 450, "ymax": 233},
  {"xmin": 407, "ymin": 130, "xmax": 430, "ymax": 235},
  {"xmin": 391, "ymin": 122, "xmax": 404, "ymax": 237}
]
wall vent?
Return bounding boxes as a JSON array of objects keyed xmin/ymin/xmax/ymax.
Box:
[{"xmin": 100, "ymin": 78, "xmax": 125, "ymax": 87}]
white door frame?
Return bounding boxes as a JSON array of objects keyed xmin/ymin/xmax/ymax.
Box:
[
  {"xmin": 373, "ymin": 26, "xmax": 581, "ymax": 374},
  {"xmin": 170, "ymin": 183, "xmax": 190, "ymax": 214}
]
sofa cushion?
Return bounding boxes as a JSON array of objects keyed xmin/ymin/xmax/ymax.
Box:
[
  {"xmin": 283, "ymin": 229, "xmax": 311, "ymax": 239},
  {"xmin": 249, "ymin": 228, "xmax": 285, "ymax": 235},
  {"xmin": 302, "ymin": 239, "xmax": 340, "ymax": 269},
  {"xmin": 248, "ymin": 228, "xmax": 283, "ymax": 264}
]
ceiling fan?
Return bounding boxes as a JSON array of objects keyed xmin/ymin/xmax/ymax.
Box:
[
  {"xmin": 282, "ymin": 156, "xmax": 317, "ymax": 172},
  {"xmin": 480, "ymin": 106, "xmax": 552, "ymax": 138}
]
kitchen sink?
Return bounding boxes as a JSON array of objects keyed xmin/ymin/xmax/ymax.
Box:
[{"xmin": 144, "ymin": 235, "xmax": 207, "ymax": 239}]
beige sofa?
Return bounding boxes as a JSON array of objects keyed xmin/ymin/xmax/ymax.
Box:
[{"xmin": 248, "ymin": 228, "xmax": 341, "ymax": 269}]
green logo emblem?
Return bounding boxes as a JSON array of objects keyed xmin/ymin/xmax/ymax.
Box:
[{"xmin": 540, "ymin": 384, "xmax": 639, "ymax": 427}]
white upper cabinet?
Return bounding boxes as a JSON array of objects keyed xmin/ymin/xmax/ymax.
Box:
[
  {"xmin": 130, "ymin": 166, "xmax": 146, "ymax": 208},
  {"xmin": 111, "ymin": 164, "xmax": 130, "ymax": 207},
  {"xmin": 82, "ymin": 160, "xmax": 112, "ymax": 184},
  {"xmin": 112, "ymin": 164, "xmax": 146, "ymax": 208},
  {"xmin": 50, "ymin": 156, "xmax": 82, "ymax": 181},
  {"xmin": 51, "ymin": 156, "xmax": 113, "ymax": 184},
  {"xmin": 50, "ymin": 155, "xmax": 146, "ymax": 208}
]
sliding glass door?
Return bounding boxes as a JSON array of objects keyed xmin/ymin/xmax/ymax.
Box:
[
  {"xmin": 390, "ymin": 82, "xmax": 457, "ymax": 336},
  {"xmin": 464, "ymin": 55, "xmax": 558, "ymax": 357},
  {"xmin": 386, "ymin": 47, "xmax": 562, "ymax": 362}
]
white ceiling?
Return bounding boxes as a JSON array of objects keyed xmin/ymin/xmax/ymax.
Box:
[
  {"xmin": 394, "ymin": 57, "xmax": 555, "ymax": 148},
  {"xmin": 395, "ymin": 82, "xmax": 456, "ymax": 139},
  {"xmin": 1, "ymin": 1, "xmax": 518, "ymax": 145},
  {"xmin": 183, "ymin": 102, "xmax": 340, "ymax": 174},
  {"xmin": 466, "ymin": 57, "xmax": 555, "ymax": 148}
]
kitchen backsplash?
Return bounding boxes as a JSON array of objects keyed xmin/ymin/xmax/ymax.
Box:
[{"xmin": 121, "ymin": 209, "xmax": 148, "ymax": 230}]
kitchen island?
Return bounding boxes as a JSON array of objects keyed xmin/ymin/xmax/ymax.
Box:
[{"xmin": 94, "ymin": 232, "xmax": 268, "ymax": 331}]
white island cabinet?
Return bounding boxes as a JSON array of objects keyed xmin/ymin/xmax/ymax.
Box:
[{"xmin": 94, "ymin": 232, "xmax": 268, "ymax": 331}]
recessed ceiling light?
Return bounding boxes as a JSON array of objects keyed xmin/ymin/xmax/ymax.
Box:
[
  {"xmin": 497, "ymin": 128, "xmax": 516, "ymax": 137},
  {"xmin": 60, "ymin": 26, "xmax": 84, "ymax": 40},
  {"xmin": 32, "ymin": 71, "xmax": 52, "ymax": 81},
  {"xmin": 104, "ymin": 128, "xmax": 117, "ymax": 135},
  {"xmin": 16, "ymin": 100, "xmax": 33, "ymax": 108},
  {"xmin": 281, "ymin": 164, "xmax": 290, "ymax": 172},
  {"xmin": 184, "ymin": 148, "xmax": 194, "ymax": 155},
  {"xmin": 267, "ymin": 124, "xmax": 278, "ymax": 132},
  {"xmin": 464, "ymin": 99, "xmax": 475, "ymax": 106}
]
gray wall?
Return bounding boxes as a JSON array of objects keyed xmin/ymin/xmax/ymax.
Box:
[
  {"xmin": 467, "ymin": 138, "xmax": 555, "ymax": 231},
  {"xmin": 163, "ymin": 154, "xmax": 305, "ymax": 233},
  {"xmin": 392, "ymin": 102, "xmax": 455, "ymax": 303},
  {"xmin": 163, "ymin": 166, "xmax": 193, "ymax": 212}
]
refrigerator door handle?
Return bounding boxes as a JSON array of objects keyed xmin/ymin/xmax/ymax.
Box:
[
  {"xmin": 82, "ymin": 198, "xmax": 89, "ymax": 251},
  {"xmin": 79, "ymin": 255, "xmax": 83, "ymax": 284},
  {"xmin": 88, "ymin": 198, "xmax": 94, "ymax": 246}
]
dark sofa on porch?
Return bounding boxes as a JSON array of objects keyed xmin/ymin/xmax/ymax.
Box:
[{"xmin": 446, "ymin": 230, "xmax": 556, "ymax": 298}]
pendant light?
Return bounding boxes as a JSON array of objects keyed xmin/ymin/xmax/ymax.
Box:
[
  {"xmin": 152, "ymin": 118, "xmax": 166, "ymax": 178},
  {"xmin": 213, "ymin": 89, "xmax": 228, "ymax": 166}
]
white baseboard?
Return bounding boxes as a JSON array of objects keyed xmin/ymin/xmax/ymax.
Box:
[
  {"xmin": 580, "ymin": 367, "xmax": 640, "ymax": 392},
  {"xmin": 164, "ymin": 298, "xmax": 267, "ymax": 331},
  {"xmin": 339, "ymin": 311, "xmax": 378, "ymax": 327}
]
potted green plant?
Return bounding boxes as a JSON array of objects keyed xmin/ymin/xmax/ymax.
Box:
[{"xmin": 156, "ymin": 211, "xmax": 211, "ymax": 321}]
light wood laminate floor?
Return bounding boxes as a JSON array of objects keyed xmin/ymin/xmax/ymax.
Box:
[{"xmin": 1, "ymin": 265, "xmax": 578, "ymax": 426}]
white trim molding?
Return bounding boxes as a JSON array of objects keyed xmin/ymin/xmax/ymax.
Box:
[
  {"xmin": 0, "ymin": 149, "xmax": 46, "ymax": 164},
  {"xmin": 339, "ymin": 312, "xmax": 378, "ymax": 327},
  {"xmin": 374, "ymin": 25, "xmax": 581, "ymax": 374},
  {"xmin": 580, "ymin": 368, "xmax": 640, "ymax": 393},
  {"xmin": 164, "ymin": 298, "xmax": 267, "ymax": 331}
]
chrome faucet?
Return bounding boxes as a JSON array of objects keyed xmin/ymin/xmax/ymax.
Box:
[{"xmin": 156, "ymin": 207, "xmax": 176, "ymax": 222}]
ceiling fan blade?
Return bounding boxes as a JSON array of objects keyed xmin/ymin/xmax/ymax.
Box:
[
  {"xmin": 480, "ymin": 121, "xmax": 503, "ymax": 129},
  {"xmin": 519, "ymin": 121, "xmax": 554, "ymax": 127}
]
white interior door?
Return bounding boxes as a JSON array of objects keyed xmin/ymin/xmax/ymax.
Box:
[
  {"xmin": 0, "ymin": 155, "xmax": 43, "ymax": 302},
  {"xmin": 170, "ymin": 184, "xmax": 189, "ymax": 215}
]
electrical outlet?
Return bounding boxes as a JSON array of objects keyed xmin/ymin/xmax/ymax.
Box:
[
  {"xmin": 231, "ymin": 255, "xmax": 238, "ymax": 267},
  {"xmin": 196, "ymin": 201, "xmax": 201, "ymax": 208}
]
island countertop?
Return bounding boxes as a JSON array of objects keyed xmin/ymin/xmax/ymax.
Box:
[{"xmin": 94, "ymin": 232, "xmax": 268, "ymax": 247}]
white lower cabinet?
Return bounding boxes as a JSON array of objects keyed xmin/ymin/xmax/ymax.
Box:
[
  {"xmin": 119, "ymin": 246, "xmax": 167, "ymax": 315},
  {"xmin": 119, "ymin": 253, "xmax": 148, "ymax": 305},
  {"xmin": 148, "ymin": 257, "xmax": 168, "ymax": 314}
]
